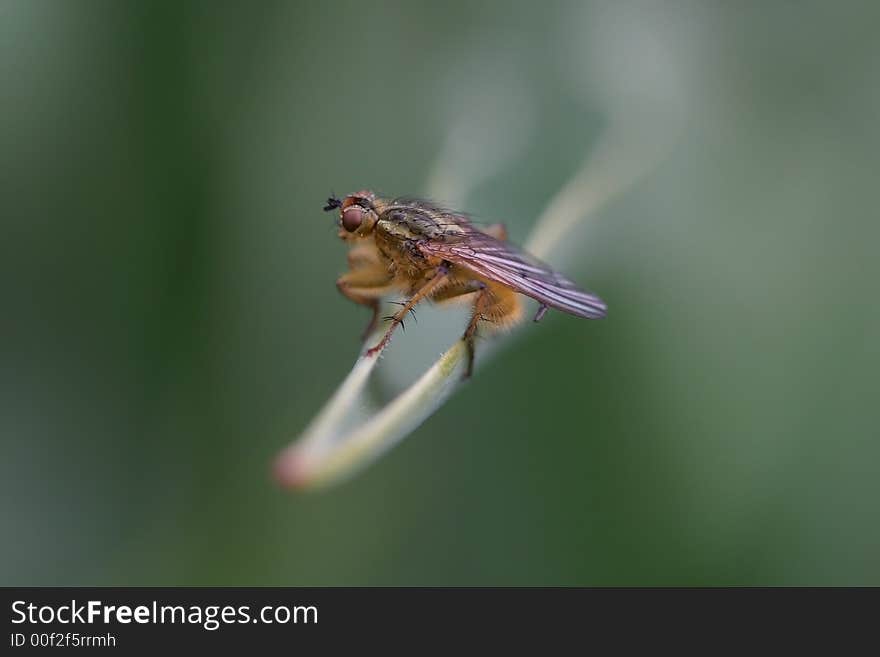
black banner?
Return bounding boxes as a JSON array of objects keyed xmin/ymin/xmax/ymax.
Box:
[{"xmin": 1, "ymin": 588, "xmax": 873, "ymax": 650}]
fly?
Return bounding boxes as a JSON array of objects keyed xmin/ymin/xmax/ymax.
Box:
[{"xmin": 324, "ymin": 190, "xmax": 606, "ymax": 376}]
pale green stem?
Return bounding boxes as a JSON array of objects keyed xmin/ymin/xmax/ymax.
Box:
[
  {"xmin": 525, "ymin": 119, "xmax": 666, "ymax": 257},
  {"xmin": 275, "ymin": 341, "xmax": 467, "ymax": 489}
]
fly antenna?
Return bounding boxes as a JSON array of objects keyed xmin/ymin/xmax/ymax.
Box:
[{"xmin": 323, "ymin": 195, "xmax": 342, "ymax": 212}]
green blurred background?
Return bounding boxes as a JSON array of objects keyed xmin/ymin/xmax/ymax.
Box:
[{"xmin": 3, "ymin": 0, "xmax": 879, "ymax": 585}]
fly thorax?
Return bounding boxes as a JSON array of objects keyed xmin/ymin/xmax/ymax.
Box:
[{"xmin": 384, "ymin": 209, "xmax": 449, "ymax": 239}]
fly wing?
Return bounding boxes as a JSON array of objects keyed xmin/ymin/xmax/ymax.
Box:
[{"xmin": 419, "ymin": 228, "xmax": 607, "ymax": 319}]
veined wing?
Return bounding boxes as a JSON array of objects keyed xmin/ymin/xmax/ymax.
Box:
[{"xmin": 419, "ymin": 228, "xmax": 607, "ymax": 319}]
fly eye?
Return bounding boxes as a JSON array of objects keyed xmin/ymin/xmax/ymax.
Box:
[{"xmin": 341, "ymin": 206, "xmax": 363, "ymax": 232}]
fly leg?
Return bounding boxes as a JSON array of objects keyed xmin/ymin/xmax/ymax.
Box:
[
  {"xmin": 458, "ymin": 282, "xmax": 522, "ymax": 378},
  {"xmin": 429, "ymin": 279, "xmax": 486, "ymax": 305},
  {"xmin": 337, "ymin": 260, "xmax": 395, "ymax": 341},
  {"xmin": 365, "ymin": 265, "xmax": 450, "ymax": 357},
  {"xmin": 462, "ymin": 289, "xmax": 492, "ymax": 379},
  {"xmin": 429, "ymin": 280, "xmax": 494, "ymax": 379}
]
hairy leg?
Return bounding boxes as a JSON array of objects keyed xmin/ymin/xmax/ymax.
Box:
[
  {"xmin": 365, "ymin": 266, "xmax": 450, "ymax": 356},
  {"xmin": 430, "ymin": 279, "xmax": 485, "ymax": 304},
  {"xmin": 336, "ymin": 261, "xmax": 395, "ymax": 340},
  {"xmin": 460, "ymin": 283, "xmax": 522, "ymax": 378},
  {"xmin": 417, "ymin": 276, "xmax": 519, "ymax": 378}
]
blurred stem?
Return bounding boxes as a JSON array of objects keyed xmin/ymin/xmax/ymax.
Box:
[
  {"xmin": 527, "ymin": 116, "xmax": 673, "ymax": 257},
  {"xmin": 274, "ymin": 341, "xmax": 466, "ymax": 489}
]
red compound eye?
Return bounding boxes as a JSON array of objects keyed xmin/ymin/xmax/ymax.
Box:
[{"xmin": 341, "ymin": 206, "xmax": 363, "ymax": 232}]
